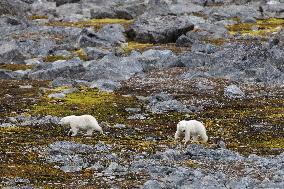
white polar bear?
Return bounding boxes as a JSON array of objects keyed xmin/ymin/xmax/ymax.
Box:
[
  {"xmin": 59, "ymin": 115, "xmax": 103, "ymax": 136},
  {"xmin": 175, "ymin": 120, "xmax": 208, "ymax": 145}
]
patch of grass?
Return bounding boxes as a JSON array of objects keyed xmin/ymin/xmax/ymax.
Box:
[
  {"xmin": 46, "ymin": 18, "xmax": 133, "ymax": 30},
  {"xmin": 227, "ymin": 18, "xmax": 284, "ymax": 37}
]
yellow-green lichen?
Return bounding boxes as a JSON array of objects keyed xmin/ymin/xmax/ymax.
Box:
[
  {"xmin": 227, "ymin": 18, "xmax": 284, "ymax": 37},
  {"xmin": 122, "ymin": 41, "xmax": 155, "ymax": 53},
  {"xmin": 28, "ymin": 15, "xmax": 49, "ymax": 20},
  {"xmin": 42, "ymin": 55, "xmax": 73, "ymax": 62},
  {"xmin": 0, "ymin": 64, "xmax": 34, "ymax": 71},
  {"xmin": 46, "ymin": 18, "xmax": 133, "ymax": 30},
  {"xmin": 73, "ymin": 48, "xmax": 88, "ymax": 61}
]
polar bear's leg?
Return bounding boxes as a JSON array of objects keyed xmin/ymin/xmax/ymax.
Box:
[
  {"xmin": 84, "ymin": 129, "xmax": 94, "ymax": 136},
  {"xmin": 70, "ymin": 123, "xmax": 79, "ymax": 136},
  {"xmin": 183, "ymin": 130, "xmax": 190, "ymax": 145},
  {"xmin": 192, "ymin": 135, "xmax": 198, "ymax": 143},
  {"xmin": 174, "ymin": 131, "xmax": 179, "ymax": 141}
]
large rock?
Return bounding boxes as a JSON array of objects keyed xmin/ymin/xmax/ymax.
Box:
[
  {"xmin": 138, "ymin": 49, "xmax": 180, "ymax": 71},
  {"xmin": 127, "ymin": 14, "xmax": 194, "ymax": 43},
  {"xmin": 82, "ymin": 54, "xmax": 143, "ymax": 82},
  {"xmin": 147, "ymin": 93, "xmax": 191, "ymax": 114},
  {"xmin": 28, "ymin": 58, "xmax": 85, "ymax": 80},
  {"xmin": 224, "ymin": 85, "xmax": 245, "ymax": 98},
  {"xmin": 0, "ymin": 41, "xmax": 25, "ymax": 64},
  {"xmin": 0, "ymin": 0, "xmax": 29, "ymax": 17},
  {"xmin": 77, "ymin": 24, "xmax": 126, "ymax": 48}
]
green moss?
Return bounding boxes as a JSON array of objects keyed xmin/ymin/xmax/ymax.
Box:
[
  {"xmin": 227, "ymin": 18, "xmax": 284, "ymax": 37},
  {"xmin": 46, "ymin": 18, "xmax": 133, "ymax": 30}
]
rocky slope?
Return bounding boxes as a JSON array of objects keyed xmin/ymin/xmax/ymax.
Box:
[{"xmin": 0, "ymin": 0, "xmax": 283, "ymax": 188}]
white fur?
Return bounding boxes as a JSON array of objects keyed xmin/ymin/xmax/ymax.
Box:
[
  {"xmin": 175, "ymin": 120, "xmax": 208, "ymax": 145},
  {"xmin": 59, "ymin": 115, "xmax": 103, "ymax": 136}
]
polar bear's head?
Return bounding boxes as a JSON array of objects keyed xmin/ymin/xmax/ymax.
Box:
[
  {"xmin": 176, "ymin": 121, "xmax": 187, "ymax": 134},
  {"xmin": 59, "ymin": 115, "xmax": 75, "ymax": 125}
]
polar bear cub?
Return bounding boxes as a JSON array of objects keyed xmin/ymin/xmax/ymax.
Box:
[
  {"xmin": 175, "ymin": 120, "xmax": 208, "ymax": 145},
  {"xmin": 59, "ymin": 115, "xmax": 103, "ymax": 136}
]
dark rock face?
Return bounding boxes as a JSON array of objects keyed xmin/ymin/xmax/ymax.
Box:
[
  {"xmin": 127, "ymin": 14, "xmax": 194, "ymax": 43},
  {"xmin": 47, "ymin": 0, "xmax": 81, "ymax": 7}
]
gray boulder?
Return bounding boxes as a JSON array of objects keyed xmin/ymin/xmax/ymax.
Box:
[
  {"xmin": 127, "ymin": 14, "xmax": 194, "ymax": 43},
  {"xmin": 224, "ymin": 85, "xmax": 245, "ymax": 98},
  {"xmin": 0, "ymin": 41, "xmax": 25, "ymax": 64},
  {"xmin": 77, "ymin": 24, "xmax": 126, "ymax": 48},
  {"xmin": 28, "ymin": 58, "xmax": 85, "ymax": 80},
  {"xmin": 142, "ymin": 180, "xmax": 162, "ymax": 189},
  {"xmin": 89, "ymin": 79, "xmax": 122, "ymax": 92},
  {"xmin": 139, "ymin": 49, "xmax": 179, "ymax": 71},
  {"xmin": 148, "ymin": 93, "xmax": 190, "ymax": 114},
  {"xmin": 82, "ymin": 54, "xmax": 143, "ymax": 82}
]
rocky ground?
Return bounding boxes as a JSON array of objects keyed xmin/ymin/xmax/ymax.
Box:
[{"xmin": 0, "ymin": 0, "xmax": 283, "ymax": 188}]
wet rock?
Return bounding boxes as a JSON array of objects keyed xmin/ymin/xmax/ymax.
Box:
[
  {"xmin": 127, "ymin": 14, "xmax": 194, "ymax": 43},
  {"xmin": 224, "ymin": 85, "xmax": 245, "ymax": 98},
  {"xmin": 142, "ymin": 180, "xmax": 162, "ymax": 189},
  {"xmin": 0, "ymin": 41, "xmax": 25, "ymax": 64}
]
